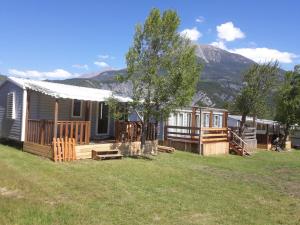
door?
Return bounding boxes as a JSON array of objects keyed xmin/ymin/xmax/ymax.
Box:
[{"xmin": 97, "ymin": 102, "xmax": 109, "ymax": 135}]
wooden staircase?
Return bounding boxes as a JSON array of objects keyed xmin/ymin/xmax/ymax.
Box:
[
  {"xmin": 229, "ymin": 130, "xmax": 250, "ymax": 156},
  {"xmin": 92, "ymin": 149, "xmax": 123, "ymax": 160}
]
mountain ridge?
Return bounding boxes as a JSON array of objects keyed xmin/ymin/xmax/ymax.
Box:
[
  {"xmin": 55, "ymin": 44, "xmax": 256, "ymax": 107},
  {"xmin": 1, "ymin": 45, "xmax": 267, "ymax": 107}
]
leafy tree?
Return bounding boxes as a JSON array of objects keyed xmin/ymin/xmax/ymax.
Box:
[
  {"xmin": 275, "ymin": 65, "xmax": 300, "ymax": 147},
  {"xmin": 121, "ymin": 8, "xmax": 201, "ymax": 151},
  {"xmin": 233, "ymin": 61, "xmax": 280, "ymax": 129}
]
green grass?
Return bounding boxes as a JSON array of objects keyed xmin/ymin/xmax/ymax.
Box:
[{"xmin": 0, "ymin": 145, "xmax": 300, "ymax": 225}]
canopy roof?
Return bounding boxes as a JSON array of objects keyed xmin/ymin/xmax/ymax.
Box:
[
  {"xmin": 8, "ymin": 77, "xmax": 132, "ymax": 102},
  {"xmin": 228, "ymin": 115, "xmax": 278, "ymax": 125}
]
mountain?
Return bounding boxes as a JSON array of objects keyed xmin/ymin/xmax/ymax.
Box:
[{"xmin": 54, "ymin": 44, "xmax": 255, "ymax": 107}]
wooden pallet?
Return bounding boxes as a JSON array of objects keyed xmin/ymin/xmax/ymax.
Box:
[
  {"xmin": 157, "ymin": 145, "xmax": 175, "ymax": 153},
  {"xmin": 92, "ymin": 149, "xmax": 123, "ymax": 160}
]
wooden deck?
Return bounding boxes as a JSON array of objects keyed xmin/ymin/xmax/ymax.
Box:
[
  {"xmin": 24, "ymin": 119, "xmax": 157, "ymax": 161},
  {"xmin": 76, "ymin": 140, "xmax": 158, "ymax": 159},
  {"xmin": 164, "ymin": 126, "xmax": 229, "ymax": 156}
]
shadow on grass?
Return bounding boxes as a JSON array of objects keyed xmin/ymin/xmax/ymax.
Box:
[{"xmin": 125, "ymin": 154, "xmax": 155, "ymax": 161}]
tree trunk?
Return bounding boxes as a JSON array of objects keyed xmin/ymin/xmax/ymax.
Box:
[
  {"xmin": 252, "ymin": 115, "xmax": 257, "ymax": 128},
  {"xmin": 154, "ymin": 120, "xmax": 158, "ymax": 140},
  {"xmin": 240, "ymin": 113, "xmax": 247, "ymax": 136},
  {"xmin": 282, "ymin": 124, "xmax": 290, "ymax": 150},
  {"xmin": 141, "ymin": 120, "xmax": 147, "ymax": 154}
]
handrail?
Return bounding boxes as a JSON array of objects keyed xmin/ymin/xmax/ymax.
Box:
[
  {"xmin": 230, "ymin": 130, "xmax": 248, "ymax": 146},
  {"xmin": 165, "ymin": 125, "xmax": 200, "ymax": 130}
]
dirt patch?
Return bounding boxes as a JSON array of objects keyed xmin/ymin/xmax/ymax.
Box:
[
  {"xmin": 182, "ymin": 212, "xmax": 214, "ymax": 224},
  {"xmin": 0, "ymin": 187, "xmax": 23, "ymax": 199}
]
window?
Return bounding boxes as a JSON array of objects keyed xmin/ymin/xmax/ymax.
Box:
[
  {"xmin": 195, "ymin": 115, "xmax": 200, "ymax": 127},
  {"xmin": 187, "ymin": 113, "xmax": 192, "ymax": 127},
  {"xmin": 203, "ymin": 113, "xmax": 210, "ymax": 127},
  {"xmin": 213, "ymin": 114, "xmax": 223, "ymax": 128},
  {"xmin": 7, "ymin": 92, "xmax": 16, "ymax": 119},
  {"xmin": 179, "ymin": 113, "xmax": 183, "ymax": 126},
  {"xmin": 72, "ymin": 100, "xmax": 82, "ymax": 118}
]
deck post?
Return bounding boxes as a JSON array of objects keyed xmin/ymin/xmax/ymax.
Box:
[
  {"xmin": 266, "ymin": 124, "xmax": 269, "ymax": 148},
  {"xmin": 191, "ymin": 107, "xmax": 196, "ymax": 139},
  {"xmin": 223, "ymin": 111, "xmax": 228, "ymax": 128},
  {"xmin": 53, "ymin": 99, "xmax": 59, "ymax": 139},
  {"xmin": 198, "ymin": 108, "xmax": 203, "ymax": 155},
  {"xmin": 209, "ymin": 111, "xmax": 213, "ymax": 128},
  {"xmin": 25, "ymin": 91, "xmax": 30, "ymax": 142}
]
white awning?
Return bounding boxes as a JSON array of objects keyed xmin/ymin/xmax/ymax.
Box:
[
  {"xmin": 8, "ymin": 77, "xmax": 132, "ymax": 102},
  {"xmin": 228, "ymin": 115, "xmax": 278, "ymax": 125}
]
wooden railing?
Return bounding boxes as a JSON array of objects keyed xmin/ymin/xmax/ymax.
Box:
[
  {"xmin": 115, "ymin": 121, "xmax": 156, "ymax": 142},
  {"xmin": 164, "ymin": 126, "xmax": 228, "ymax": 143},
  {"xmin": 229, "ymin": 129, "xmax": 248, "ymax": 155},
  {"xmin": 164, "ymin": 125, "xmax": 200, "ymax": 143},
  {"xmin": 201, "ymin": 128, "xmax": 228, "ymax": 143},
  {"xmin": 26, "ymin": 119, "xmax": 54, "ymax": 145},
  {"xmin": 26, "ymin": 119, "xmax": 90, "ymax": 145},
  {"xmin": 57, "ymin": 121, "xmax": 90, "ymax": 145}
]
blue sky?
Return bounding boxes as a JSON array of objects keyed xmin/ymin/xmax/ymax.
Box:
[{"xmin": 0, "ymin": 0, "xmax": 299, "ymax": 80}]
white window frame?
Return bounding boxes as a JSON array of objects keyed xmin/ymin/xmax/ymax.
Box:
[
  {"xmin": 213, "ymin": 114, "xmax": 223, "ymax": 128},
  {"xmin": 71, "ymin": 99, "xmax": 83, "ymax": 118},
  {"xmin": 203, "ymin": 113, "xmax": 210, "ymax": 127},
  {"xmin": 7, "ymin": 92, "xmax": 16, "ymax": 120}
]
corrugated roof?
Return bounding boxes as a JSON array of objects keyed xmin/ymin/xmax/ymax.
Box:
[
  {"xmin": 228, "ymin": 114, "xmax": 278, "ymax": 125},
  {"xmin": 8, "ymin": 77, "xmax": 132, "ymax": 102}
]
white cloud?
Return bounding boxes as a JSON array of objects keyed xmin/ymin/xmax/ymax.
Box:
[
  {"xmin": 210, "ymin": 41, "xmax": 228, "ymax": 50},
  {"xmin": 8, "ymin": 68, "xmax": 79, "ymax": 80},
  {"xmin": 72, "ymin": 64, "xmax": 89, "ymax": 70},
  {"xmin": 94, "ymin": 61, "xmax": 110, "ymax": 68},
  {"xmin": 195, "ymin": 16, "xmax": 205, "ymax": 23},
  {"xmin": 230, "ymin": 47, "xmax": 298, "ymax": 64},
  {"xmin": 216, "ymin": 22, "xmax": 245, "ymax": 42},
  {"xmin": 180, "ymin": 27, "xmax": 202, "ymax": 41},
  {"xmin": 209, "ymin": 21, "xmax": 298, "ymax": 64},
  {"xmin": 209, "ymin": 41, "xmax": 298, "ymax": 64},
  {"xmin": 98, "ymin": 54, "xmax": 115, "ymax": 60}
]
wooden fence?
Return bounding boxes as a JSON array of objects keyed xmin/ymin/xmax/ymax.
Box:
[
  {"xmin": 26, "ymin": 119, "xmax": 54, "ymax": 145},
  {"xmin": 115, "ymin": 121, "xmax": 156, "ymax": 142},
  {"xmin": 26, "ymin": 119, "xmax": 90, "ymax": 145},
  {"xmin": 57, "ymin": 121, "xmax": 90, "ymax": 145},
  {"xmin": 53, "ymin": 137, "xmax": 76, "ymax": 162}
]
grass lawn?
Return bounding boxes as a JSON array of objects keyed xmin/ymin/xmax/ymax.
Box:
[{"xmin": 0, "ymin": 145, "xmax": 300, "ymax": 225}]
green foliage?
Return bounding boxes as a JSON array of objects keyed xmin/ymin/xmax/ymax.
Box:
[
  {"xmin": 107, "ymin": 97, "xmax": 128, "ymax": 121},
  {"xmin": 124, "ymin": 8, "xmax": 201, "ymax": 123},
  {"xmin": 233, "ymin": 61, "xmax": 280, "ymax": 120},
  {"xmin": 275, "ymin": 65, "xmax": 300, "ymax": 130}
]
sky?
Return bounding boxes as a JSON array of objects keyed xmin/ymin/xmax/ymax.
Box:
[{"xmin": 0, "ymin": 0, "xmax": 299, "ymax": 80}]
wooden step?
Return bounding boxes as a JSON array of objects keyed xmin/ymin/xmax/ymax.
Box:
[
  {"xmin": 95, "ymin": 153, "xmax": 123, "ymax": 160},
  {"xmin": 92, "ymin": 149, "xmax": 120, "ymax": 159},
  {"xmin": 95, "ymin": 150, "xmax": 119, "ymax": 154}
]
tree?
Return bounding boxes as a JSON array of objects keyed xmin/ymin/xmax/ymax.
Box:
[
  {"xmin": 275, "ymin": 65, "xmax": 300, "ymax": 147},
  {"xmin": 121, "ymin": 8, "xmax": 201, "ymax": 151},
  {"xmin": 233, "ymin": 61, "xmax": 280, "ymax": 130}
]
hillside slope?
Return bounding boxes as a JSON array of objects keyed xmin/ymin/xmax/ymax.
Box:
[{"xmin": 55, "ymin": 45, "xmax": 255, "ymax": 107}]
